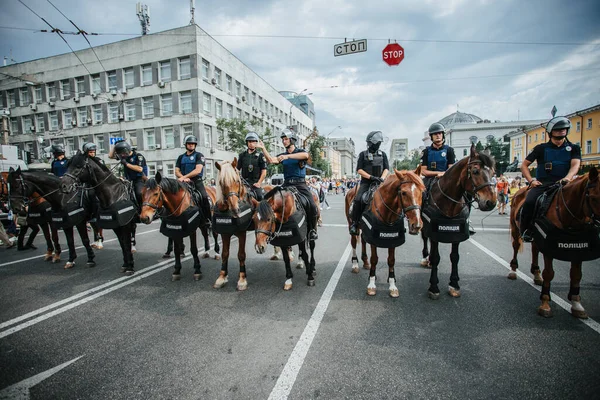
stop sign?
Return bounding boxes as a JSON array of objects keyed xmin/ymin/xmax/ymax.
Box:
[{"xmin": 382, "ymin": 43, "xmax": 404, "ymax": 66}]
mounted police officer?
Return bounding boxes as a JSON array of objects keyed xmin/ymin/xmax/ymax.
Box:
[
  {"xmin": 256, "ymin": 128, "xmax": 319, "ymax": 241},
  {"xmin": 82, "ymin": 142, "xmax": 104, "ymax": 249},
  {"xmin": 237, "ymin": 131, "xmax": 267, "ymax": 201},
  {"xmin": 176, "ymin": 135, "xmax": 212, "ymax": 226},
  {"xmin": 520, "ymin": 116, "xmax": 581, "ymax": 242},
  {"xmin": 421, "ymin": 122, "xmax": 456, "ymax": 191},
  {"xmin": 349, "ymin": 131, "xmax": 390, "ymax": 236},
  {"xmin": 109, "ymin": 140, "xmax": 146, "ymax": 208},
  {"xmin": 50, "ymin": 144, "xmax": 69, "ymax": 177}
]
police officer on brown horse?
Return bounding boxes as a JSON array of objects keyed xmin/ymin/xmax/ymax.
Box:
[
  {"xmin": 237, "ymin": 131, "xmax": 267, "ymax": 201},
  {"xmin": 421, "ymin": 122, "xmax": 456, "ymax": 192},
  {"xmin": 176, "ymin": 135, "xmax": 212, "ymax": 226},
  {"xmin": 349, "ymin": 131, "xmax": 390, "ymax": 236}
]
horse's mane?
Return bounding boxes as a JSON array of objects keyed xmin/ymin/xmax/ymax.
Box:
[
  {"xmin": 22, "ymin": 170, "xmax": 60, "ymax": 184},
  {"xmin": 256, "ymin": 199, "xmax": 275, "ymax": 222},
  {"xmin": 69, "ymin": 152, "xmax": 111, "ymax": 173},
  {"xmin": 445, "ymin": 150, "xmax": 496, "ymax": 175},
  {"xmin": 145, "ymin": 177, "xmax": 184, "ymax": 194},
  {"xmin": 216, "ymin": 161, "xmax": 244, "ymax": 203}
]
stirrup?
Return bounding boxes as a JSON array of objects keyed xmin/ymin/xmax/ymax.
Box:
[
  {"xmin": 349, "ymin": 223, "xmax": 359, "ymax": 236},
  {"xmin": 308, "ymin": 229, "xmax": 318, "ymax": 240},
  {"xmin": 521, "ymin": 229, "xmax": 533, "ymax": 242}
]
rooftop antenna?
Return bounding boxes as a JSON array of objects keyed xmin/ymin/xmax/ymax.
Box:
[
  {"xmin": 190, "ymin": 0, "xmax": 196, "ymax": 25},
  {"xmin": 136, "ymin": 2, "xmax": 150, "ymax": 35}
]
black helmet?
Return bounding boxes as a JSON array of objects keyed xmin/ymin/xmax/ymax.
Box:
[
  {"xmin": 546, "ymin": 116, "xmax": 571, "ymax": 136},
  {"xmin": 428, "ymin": 122, "xmax": 446, "ymax": 136},
  {"xmin": 82, "ymin": 142, "xmax": 97, "ymax": 153},
  {"xmin": 280, "ymin": 128, "xmax": 297, "ymax": 143},
  {"xmin": 51, "ymin": 144, "xmax": 65, "ymax": 154},
  {"xmin": 184, "ymin": 135, "xmax": 198, "ymax": 145},
  {"xmin": 114, "ymin": 140, "xmax": 131, "ymax": 156},
  {"xmin": 366, "ymin": 131, "xmax": 384, "ymax": 145},
  {"xmin": 245, "ymin": 132, "xmax": 260, "ymax": 142}
]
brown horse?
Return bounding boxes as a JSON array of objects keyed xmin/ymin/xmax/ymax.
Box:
[
  {"xmin": 345, "ymin": 168, "xmax": 424, "ymax": 297},
  {"xmin": 421, "ymin": 144, "xmax": 497, "ymax": 299},
  {"xmin": 140, "ymin": 172, "xmax": 204, "ymax": 280},
  {"xmin": 212, "ymin": 159, "xmax": 270, "ymax": 291},
  {"xmin": 253, "ymin": 186, "xmax": 316, "ymax": 290},
  {"xmin": 508, "ymin": 168, "xmax": 600, "ymax": 318}
]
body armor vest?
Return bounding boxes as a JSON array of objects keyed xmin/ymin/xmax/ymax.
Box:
[
  {"xmin": 239, "ymin": 151, "xmax": 262, "ymax": 184},
  {"xmin": 362, "ymin": 151, "xmax": 384, "ymax": 177},
  {"xmin": 180, "ymin": 151, "xmax": 202, "ymax": 178},
  {"xmin": 51, "ymin": 159, "xmax": 69, "ymax": 177},
  {"xmin": 536, "ymin": 143, "xmax": 573, "ymax": 183},
  {"xmin": 123, "ymin": 152, "xmax": 144, "ymax": 181},
  {"xmin": 428, "ymin": 145, "xmax": 449, "ymax": 172}
]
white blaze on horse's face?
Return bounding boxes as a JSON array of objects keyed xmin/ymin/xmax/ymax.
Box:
[{"xmin": 257, "ymin": 212, "xmax": 262, "ymax": 221}]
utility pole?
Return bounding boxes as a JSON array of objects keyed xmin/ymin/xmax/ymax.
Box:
[
  {"xmin": 136, "ymin": 2, "xmax": 150, "ymax": 35},
  {"xmin": 190, "ymin": 0, "xmax": 196, "ymax": 25}
]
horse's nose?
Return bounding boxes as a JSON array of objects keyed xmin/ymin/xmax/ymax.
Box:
[
  {"xmin": 140, "ymin": 215, "xmax": 150, "ymax": 224},
  {"xmin": 486, "ymin": 200, "xmax": 496, "ymax": 210},
  {"xmin": 61, "ymin": 183, "xmax": 69, "ymax": 193}
]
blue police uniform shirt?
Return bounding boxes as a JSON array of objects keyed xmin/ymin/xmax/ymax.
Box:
[
  {"xmin": 421, "ymin": 145, "xmax": 455, "ymax": 172},
  {"xmin": 122, "ymin": 151, "xmax": 146, "ymax": 181},
  {"xmin": 51, "ymin": 158, "xmax": 69, "ymax": 177},
  {"xmin": 526, "ymin": 141, "xmax": 581, "ymax": 184},
  {"xmin": 176, "ymin": 151, "xmax": 205, "ymax": 179},
  {"xmin": 277, "ymin": 148, "xmax": 307, "ymax": 180}
]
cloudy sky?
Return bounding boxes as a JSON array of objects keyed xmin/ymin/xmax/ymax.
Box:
[{"xmin": 1, "ymin": 0, "xmax": 599, "ymax": 152}]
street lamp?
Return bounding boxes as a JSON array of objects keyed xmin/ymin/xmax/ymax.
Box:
[
  {"xmin": 288, "ymin": 89, "xmax": 312, "ymax": 125},
  {"xmin": 325, "ymin": 126, "xmax": 342, "ymax": 178}
]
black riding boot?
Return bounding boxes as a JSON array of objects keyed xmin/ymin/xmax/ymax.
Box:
[
  {"xmin": 308, "ymin": 214, "xmax": 319, "ymax": 241},
  {"xmin": 202, "ymin": 198, "xmax": 212, "ymax": 228},
  {"xmin": 349, "ymin": 200, "xmax": 362, "ymax": 236}
]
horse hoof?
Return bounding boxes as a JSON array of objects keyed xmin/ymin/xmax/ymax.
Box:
[
  {"xmin": 363, "ymin": 264, "xmax": 370, "ymax": 270},
  {"xmin": 52, "ymin": 256, "xmax": 61, "ymax": 263},
  {"xmin": 367, "ymin": 287, "xmax": 376, "ymax": 296},
  {"xmin": 533, "ymin": 273, "xmax": 543, "ymax": 286},
  {"xmin": 420, "ymin": 258, "xmax": 431, "ymax": 268},
  {"xmin": 307, "ymin": 279, "xmax": 315, "ymax": 287},
  {"xmin": 125, "ymin": 270, "xmax": 135, "ymax": 276},
  {"xmin": 428, "ymin": 291, "xmax": 440, "ymax": 300},
  {"xmin": 120, "ymin": 266, "xmax": 127, "ymax": 273},
  {"xmin": 64, "ymin": 262, "xmax": 75, "ymax": 269},
  {"xmin": 537, "ymin": 307, "xmax": 552, "ymax": 318},
  {"xmin": 44, "ymin": 252, "xmax": 53, "ymax": 261},
  {"xmin": 448, "ymin": 287, "xmax": 461, "ymax": 298},
  {"xmin": 351, "ymin": 266, "xmax": 359, "ymax": 274},
  {"xmin": 214, "ymin": 254, "xmax": 221, "ymax": 260},
  {"xmin": 507, "ymin": 271, "xmax": 517, "ymax": 280},
  {"xmin": 87, "ymin": 261, "xmax": 96, "ymax": 268},
  {"xmin": 296, "ymin": 262, "xmax": 304, "ymax": 270},
  {"xmin": 171, "ymin": 274, "xmax": 181, "ymax": 281},
  {"xmin": 389, "ymin": 289, "xmax": 399, "ymax": 298},
  {"xmin": 270, "ymin": 255, "xmax": 280, "ymax": 261},
  {"xmin": 202, "ymin": 252, "xmax": 210, "ymax": 259},
  {"xmin": 283, "ymin": 283, "xmax": 293, "ymax": 291},
  {"xmin": 571, "ymin": 309, "xmax": 589, "ymax": 319},
  {"xmin": 213, "ymin": 277, "xmax": 228, "ymax": 288},
  {"xmin": 237, "ymin": 281, "xmax": 248, "ymax": 291},
  {"xmin": 193, "ymin": 273, "xmax": 202, "ymax": 281}
]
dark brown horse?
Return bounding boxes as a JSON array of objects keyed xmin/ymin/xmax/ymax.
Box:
[
  {"xmin": 508, "ymin": 168, "xmax": 600, "ymax": 318},
  {"xmin": 421, "ymin": 144, "xmax": 497, "ymax": 299},
  {"xmin": 140, "ymin": 173, "xmax": 203, "ymax": 280},
  {"xmin": 345, "ymin": 168, "xmax": 425, "ymax": 297}
]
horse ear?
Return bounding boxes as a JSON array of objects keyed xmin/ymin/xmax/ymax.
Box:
[
  {"xmin": 215, "ymin": 161, "xmax": 222, "ymax": 171},
  {"xmin": 470, "ymin": 143, "xmax": 477, "ymax": 158},
  {"xmin": 232, "ymin": 157, "xmax": 238, "ymax": 169},
  {"xmin": 156, "ymin": 171, "xmax": 162, "ymax": 184},
  {"xmin": 414, "ymin": 164, "xmax": 422, "ymax": 176},
  {"xmin": 590, "ymin": 167, "xmax": 598, "ymax": 182},
  {"xmin": 9, "ymin": 167, "xmax": 15, "ymax": 173}
]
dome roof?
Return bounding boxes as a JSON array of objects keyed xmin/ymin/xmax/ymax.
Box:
[{"xmin": 438, "ymin": 111, "xmax": 483, "ymax": 126}]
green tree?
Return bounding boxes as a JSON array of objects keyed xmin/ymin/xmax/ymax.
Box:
[
  {"xmin": 393, "ymin": 150, "xmax": 422, "ymax": 171},
  {"xmin": 484, "ymin": 137, "xmax": 510, "ymax": 173},
  {"xmin": 307, "ymin": 134, "xmax": 330, "ymax": 176},
  {"xmin": 475, "ymin": 141, "xmax": 484, "ymax": 152}
]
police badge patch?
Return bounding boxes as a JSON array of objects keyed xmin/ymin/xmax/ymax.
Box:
[
  {"xmin": 441, "ymin": 152, "xmax": 446, "ymax": 157},
  {"xmin": 191, "ymin": 156, "xmax": 195, "ymax": 161},
  {"xmin": 566, "ymin": 146, "xmax": 572, "ymax": 152},
  {"xmin": 248, "ymin": 164, "xmax": 254, "ymax": 172},
  {"xmin": 201, "ymin": 157, "xmax": 205, "ymax": 162}
]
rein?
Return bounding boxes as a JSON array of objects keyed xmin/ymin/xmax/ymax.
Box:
[
  {"xmin": 255, "ymin": 188, "xmax": 285, "ymax": 244},
  {"xmin": 142, "ymin": 185, "xmax": 189, "ymax": 219},
  {"xmin": 373, "ymin": 179, "xmax": 421, "ymax": 225},
  {"xmin": 556, "ymin": 179, "xmax": 600, "ymax": 227}
]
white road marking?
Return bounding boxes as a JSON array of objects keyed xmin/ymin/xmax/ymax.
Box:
[
  {"xmin": 469, "ymin": 238, "xmax": 600, "ymax": 335},
  {"xmin": 268, "ymin": 243, "xmax": 352, "ymax": 400},
  {"xmin": 321, "ymin": 224, "xmax": 349, "ymax": 227},
  {"xmin": 0, "ymin": 356, "xmax": 83, "ymax": 399}
]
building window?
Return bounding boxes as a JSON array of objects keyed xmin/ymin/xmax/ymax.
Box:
[
  {"xmin": 535, "ymin": 133, "xmax": 538, "ymax": 142},
  {"xmin": 178, "ymin": 57, "xmax": 191, "ymax": 80},
  {"xmin": 142, "ymin": 97, "xmax": 154, "ymax": 118},
  {"xmin": 251, "ymin": 92, "xmax": 256, "ymax": 107},
  {"xmin": 8, "ymin": 91, "xmax": 16, "ymax": 107},
  {"xmin": 588, "ymin": 118, "xmax": 593, "ymax": 130},
  {"xmin": 145, "ymin": 129, "xmax": 156, "ymax": 150},
  {"xmin": 10, "ymin": 118, "xmax": 18, "ymax": 134},
  {"xmin": 78, "ymin": 107, "xmax": 88, "ymax": 126},
  {"xmin": 161, "ymin": 94, "xmax": 172, "ymax": 116},
  {"xmin": 181, "ymin": 125, "xmax": 193, "ymax": 145},
  {"xmin": 597, "ymin": 138, "xmax": 600, "ymax": 154},
  {"xmin": 60, "ymin": 80, "xmax": 71, "ymax": 99},
  {"xmin": 541, "ymin": 131, "xmax": 545, "ymax": 141},
  {"xmin": 226, "ymin": 75, "xmax": 232, "ymax": 94},
  {"xmin": 204, "ymin": 125, "xmax": 212, "ymax": 148},
  {"xmin": 93, "ymin": 105, "xmax": 102, "ymax": 124},
  {"xmin": 66, "ymin": 138, "xmax": 75, "ymax": 156},
  {"xmin": 141, "ymin": 64, "xmax": 152, "ymax": 86},
  {"xmin": 163, "ymin": 127, "xmax": 175, "ymax": 149},
  {"xmin": 259, "ymin": 96, "xmax": 263, "ymax": 111},
  {"xmin": 91, "ymin": 74, "xmax": 101, "ymax": 94},
  {"xmin": 204, "ymin": 159, "xmax": 214, "ymax": 180},
  {"xmin": 109, "ymin": 102, "xmax": 119, "ymax": 123},
  {"xmin": 95, "ymin": 134, "xmax": 105, "ymax": 154},
  {"xmin": 217, "ymin": 129, "xmax": 225, "ymax": 150},
  {"xmin": 107, "ymin": 71, "xmax": 117, "ymax": 91},
  {"xmin": 165, "ymin": 162, "xmax": 175, "ymax": 178},
  {"xmin": 586, "ymin": 140, "xmax": 592, "ymax": 154},
  {"xmin": 63, "ymin": 110, "xmax": 73, "ymax": 128},
  {"xmin": 123, "ymin": 67, "xmax": 134, "ymax": 89},
  {"xmin": 159, "ymin": 60, "xmax": 171, "ymax": 83},
  {"xmin": 528, "ymin": 135, "xmax": 531, "ymax": 144},
  {"xmin": 214, "ymin": 68, "xmax": 221, "ymax": 87},
  {"xmin": 75, "ymin": 77, "xmax": 85, "ymax": 96},
  {"xmin": 127, "ymin": 130, "xmax": 137, "ymax": 147},
  {"xmin": 235, "ymin": 81, "xmax": 241, "ymax": 97},
  {"xmin": 49, "ymin": 112, "xmax": 58, "ymax": 131},
  {"xmin": 23, "ymin": 116, "xmax": 33, "ymax": 132},
  {"xmin": 203, "ymin": 93, "xmax": 211, "ymax": 113},
  {"xmin": 34, "ymin": 87, "xmax": 43, "ymax": 104},
  {"xmin": 36, "ymin": 114, "xmax": 45, "ymax": 132},
  {"xmin": 576, "ymin": 121, "xmax": 581, "ymax": 132},
  {"xmin": 244, "ymin": 86, "xmax": 249, "ymax": 102},
  {"xmin": 147, "ymin": 163, "xmax": 156, "ymax": 177},
  {"xmin": 236, "ymin": 108, "xmax": 242, "ymax": 119},
  {"xmin": 20, "ymin": 87, "xmax": 30, "ymax": 106},
  {"xmin": 215, "ymin": 99, "xmax": 223, "ymax": 118},
  {"xmin": 226, "ymin": 104, "xmax": 233, "ymax": 119},
  {"xmin": 180, "ymin": 91, "xmax": 192, "ymax": 114},
  {"xmin": 202, "ymin": 59, "xmax": 209, "ymax": 80},
  {"xmin": 125, "ymin": 100, "xmax": 136, "ymax": 121}
]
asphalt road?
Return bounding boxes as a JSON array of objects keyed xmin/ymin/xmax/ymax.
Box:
[{"xmin": 1, "ymin": 193, "xmax": 599, "ymax": 399}]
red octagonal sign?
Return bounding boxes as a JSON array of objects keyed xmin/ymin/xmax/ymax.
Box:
[{"xmin": 382, "ymin": 43, "xmax": 404, "ymax": 66}]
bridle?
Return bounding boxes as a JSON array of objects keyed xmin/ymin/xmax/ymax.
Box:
[
  {"xmin": 254, "ymin": 188, "xmax": 285, "ymax": 244},
  {"xmin": 557, "ymin": 178, "xmax": 600, "ymax": 227},
  {"xmin": 373, "ymin": 179, "xmax": 421, "ymax": 226},
  {"xmin": 141, "ymin": 184, "xmax": 189, "ymax": 219}
]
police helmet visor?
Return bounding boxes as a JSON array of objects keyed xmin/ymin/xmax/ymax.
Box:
[{"xmin": 366, "ymin": 131, "xmax": 384, "ymax": 145}]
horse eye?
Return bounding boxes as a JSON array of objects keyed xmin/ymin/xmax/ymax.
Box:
[{"xmin": 473, "ymin": 169, "xmax": 480, "ymax": 175}]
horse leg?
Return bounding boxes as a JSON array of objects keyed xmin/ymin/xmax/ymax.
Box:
[
  {"xmin": 350, "ymin": 234, "xmax": 360, "ymax": 273},
  {"xmin": 63, "ymin": 226, "xmax": 77, "ymax": 269},
  {"xmin": 367, "ymin": 245, "xmax": 378, "ymax": 296},
  {"xmin": 214, "ymin": 234, "xmax": 230, "ymax": 288},
  {"xmin": 568, "ymin": 261, "xmax": 588, "ymax": 319},
  {"xmin": 236, "ymin": 232, "xmax": 248, "ymax": 291},
  {"xmin": 201, "ymin": 226, "xmax": 211, "ymax": 258},
  {"xmin": 361, "ymin": 236, "xmax": 370, "ymax": 269},
  {"xmin": 190, "ymin": 232, "xmax": 202, "ymax": 281},
  {"xmin": 172, "ymin": 239, "xmax": 182, "ymax": 281},
  {"xmin": 282, "ymin": 246, "xmax": 294, "ymax": 291},
  {"xmin": 531, "ymin": 242, "xmax": 542, "ymax": 286},
  {"xmin": 448, "ymin": 242, "xmax": 460, "ymax": 297},
  {"xmin": 90, "ymin": 222, "xmax": 103, "ymax": 249},
  {"xmin": 212, "ymin": 229, "xmax": 220, "ymax": 260},
  {"xmin": 76, "ymin": 222, "xmax": 96, "ymax": 267},
  {"xmin": 270, "ymin": 246, "xmax": 281, "ymax": 260},
  {"xmin": 40, "ymin": 223, "xmax": 53, "ymax": 261},
  {"xmin": 538, "ymin": 254, "xmax": 555, "ymax": 317},
  {"xmin": 387, "ymin": 247, "xmax": 399, "ymax": 298},
  {"xmin": 427, "ymin": 240, "xmax": 441, "ymax": 299},
  {"xmin": 115, "ymin": 227, "xmax": 127, "ymax": 273},
  {"xmin": 130, "ymin": 223, "xmax": 137, "ymax": 253},
  {"xmin": 51, "ymin": 225, "xmax": 61, "ymax": 263},
  {"xmin": 508, "ymin": 222, "xmax": 521, "ymax": 280},
  {"xmin": 298, "ymin": 240, "xmax": 314, "ymax": 286},
  {"xmin": 309, "ymin": 238, "xmax": 316, "ymax": 278},
  {"xmin": 420, "ymin": 232, "xmax": 430, "ymax": 268}
]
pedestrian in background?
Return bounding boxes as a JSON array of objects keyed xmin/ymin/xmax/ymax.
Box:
[{"xmin": 496, "ymin": 174, "xmax": 509, "ymax": 215}]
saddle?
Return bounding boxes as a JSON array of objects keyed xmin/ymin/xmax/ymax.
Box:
[
  {"xmin": 517, "ymin": 183, "xmax": 561, "ymax": 223},
  {"xmin": 286, "ymin": 185, "xmax": 311, "ymax": 215},
  {"xmin": 360, "ymin": 184, "xmax": 378, "ymax": 205}
]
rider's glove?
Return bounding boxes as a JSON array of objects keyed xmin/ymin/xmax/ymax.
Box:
[
  {"xmin": 119, "ymin": 158, "xmax": 128, "ymax": 166},
  {"xmin": 372, "ymin": 176, "xmax": 384, "ymax": 183}
]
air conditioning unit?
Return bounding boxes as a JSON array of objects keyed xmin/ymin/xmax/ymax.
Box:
[
  {"xmin": 71, "ymin": 120, "xmax": 77, "ymax": 126},
  {"xmin": 87, "ymin": 118, "xmax": 92, "ymax": 124},
  {"xmin": 91, "ymin": 93, "xmax": 97, "ymax": 99},
  {"xmin": 211, "ymin": 78, "xmax": 216, "ymax": 85},
  {"xmin": 29, "ymin": 104, "xmax": 37, "ymax": 111},
  {"xmin": 155, "ymin": 144, "xmax": 161, "ymax": 149},
  {"xmin": 73, "ymin": 96, "xmax": 80, "ymax": 103},
  {"xmin": 29, "ymin": 126, "xmax": 36, "ymax": 132},
  {"xmin": 110, "ymin": 89, "xmax": 117, "ymax": 96},
  {"xmin": 236, "ymin": 96, "xmax": 241, "ymax": 104},
  {"xmin": 158, "ymin": 81, "xmax": 165, "ymax": 88},
  {"xmin": 118, "ymin": 114, "xmax": 124, "ymax": 120},
  {"xmin": 121, "ymin": 88, "xmax": 127, "ymax": 95},
  {"xmin": 49, "ymin": 101, "xmax": 55, "ymax": 107},
  {"xmin": 210, "ymin": 147, "xmax": 215, "ymax": 154},
  {"xmin": 241, "ymin": 96, "xmax": 246, "ymax": 102},
  {"xmin": 279, "ymin": 118, "xmax": 282, "ymax": 123}
]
